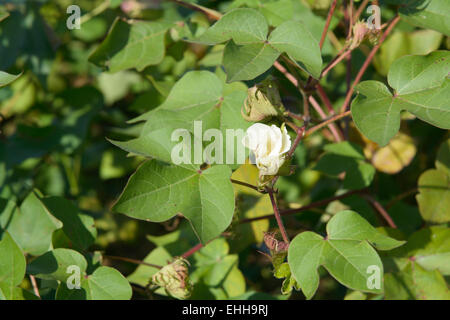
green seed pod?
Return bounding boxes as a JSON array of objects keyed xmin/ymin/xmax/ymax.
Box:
[
  {"xmin": 242, "ymin": 79, "xmax": 284, "ymax": 122},
  {"xmin": 151, "ymin": 257, "xmax": 193, "ymax": 300}
]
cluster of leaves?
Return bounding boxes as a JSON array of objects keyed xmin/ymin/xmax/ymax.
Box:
[{"xmin": 0, "ymin": 0, "xmax": 449, "ymax": 300}]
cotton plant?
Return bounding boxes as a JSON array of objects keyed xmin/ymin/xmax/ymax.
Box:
[{"xmin": 1, "ymin": 0, "xmax": 449, "ymax": 303}]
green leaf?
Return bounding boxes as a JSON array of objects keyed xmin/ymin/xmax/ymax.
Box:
[
  {"xmin": 374, "ymin": 30, "xmax": 443, "ymax": 76},
  {"xmin": 89, "ymin": 18, "xmax": 169, "ymax": 73},
  {"xmin": 314, "ymin": 142, "xmax": 375, "ymax": 189},
  {"xmin": 0, "ymin": 284, "xmax": 39, "ymax": 300},
  {"xmin": 0, "ymin": 9, "xmax": 9, "ymax": 22},
  {"xmin": 81, "ymin": 267, "xmax": 132, "ymax": 300},
  {"xmin": 0, "ymin": 71, "xmax": 21, "ymax": 87},
  {"xmin": 27, "ymin": 248, "xmax": 88, "ymax": 282},
  {"xmin": 401, "ymin": 227, "xmax": 450, "ymax": 275},
  {"xmin": 3, "ymin": 192, "xmax": 62, "ymax": 256},
  {"xmin": 436, "ymin": 138, "xmax": 450, "ymax": 175},
  {"xmin": 56, "ymin": 266, "xmax": 132, "ymax": 300},
  {"xmin": 399, "ymin": 0, "xmax": 450, "ymax": 37},
  {"xmin": 416, "ymin": 139, "xmax": 450, "ymax": 223},
  {"xmin": 288, "ymin": 210, "xmax": 405, "ymax": 299},
  {"xmin": 344, "ymin": 290, "xmax": 367, "ymax": 300},
  {"xmin": 384, "ymin": 262, "xmax": 450, "ymax": 300},
  {"xmin": 192, "ymin": 238, "xmax": 238, "ymax": 286},
  {"xmin": 223, "ymin": 41, "xmax": 280, "ymax": 82},
  {"xmin": 222, "ymin": 265, "xmax": 246, "ymax": 298},
  {"xmin": 268, "ymin": 20, "xmax": 322, "ymax": 78},
  {"xmin": 113, "ymin": 160, "xmax": 235, "ymax": 243},
  {"xmin": 110, "ymin": 71, "xmax": 252, "ymax": 165},
  {"xmin": 194, "ymin": 8, "xmax": 268, "ymax": 45},
  {"xmin": 0, "ymin": 232, "xmax": 26, "ymax": 290},
  {"xmin": 191, "ymin": 8, "xmax": 322, "ymax": 81},
  {"xmin": 416, "ymin": 169, "xmax": 450, "ymax": 223},
  {"xmin": 40, "ymin": 197, "xmax": 97, "ymax": 250},
  {"xmin": 351, "ymin": 51, "xmax": 450, "ymax": 146}
]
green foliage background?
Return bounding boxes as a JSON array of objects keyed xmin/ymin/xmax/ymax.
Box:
[{"xmin": 0, "ymin": 0, "xmax": 449, "ymax": 300}]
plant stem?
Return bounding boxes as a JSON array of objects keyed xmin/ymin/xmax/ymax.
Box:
[
  {"xmin": 308, "ymin": 96, "xmax": 343, "ymax": 141},
  {"xmin": 339, "ymin": 15, "xmax": 400, "ymax": 113},
  {"xmin": 240, "ymin": 188, "xmax": 366, "ymax": 224},
  {"xmin": 29, "ymin": 275, "xmax": 40, "ymax": 299},
  {"xmin": 320, "ymin": 49, "xmax": 352, "ymax": 78},
  {"xmin": 363, "ymin": 195, "xmax": 397, "ymax": 228},
  {"xmin": 319, "ymin": 0, "xmax": 338, "ymax": 49},
  {"xmin": 316, "ymin": 84, "xmax": 335, "ymax": 114},
  {"xmin": 353, "ymin": 0, "xmax": 370, "ymax": 21},
  {"xmin": 230, "ymin": 179, "xmax": 260, "ymax": 192},
  {"xmin": 386, "ymin": 188, "xmax": 418, "ymax": 209},
  {"xmin": 104, "ymin": 255, "xmax": 162, "ymax": 269},
  {"xmin": 304, "ymin": 110, "xmax": 351, "ymax": 138},
  {"xmin": 80, "ymin": 0, "xmax": 111, "ymax": 25},
  {"xmin": 170, "ymin": 0, "xmax": 222, "ymax": 20},
  {"xmin": 182, "ymin": 243, "xmax": 203, "ymax": 258},
  {"xmin": 268, "ymin": 188, "xmax": 290, "ymax": 243},
  {"xmin": 274, "ymin": 61, "xmax": 299, "ymax": 88}
]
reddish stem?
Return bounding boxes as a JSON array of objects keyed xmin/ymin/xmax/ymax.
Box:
[
  {"xmin": 321, "ymin": 49, "xmax": 352, "ymax": 79},
  {"xmin": 268, "ymin": 188, "xmax": 290, "ymax": 243},
  {"xmin": 182, "ymin": 243, "xmax": 204, "ymax": 259},
  {"xmin": 363, "ymin": 195, "xmax": 397, "ymax": 228},
  {"xmin": 308, "ymin": 96, "xmax": 343, "ymax": 141},
  {"xmin": 316, "ymin": 84, "xmax": 335, "ymax": 114},
  {"xmin": 319, "ymin": 0, "xmax": 338, "ymax": 49},
  {"xmin": 339, "ymin": 15, "xmax": 400, "ymax": 113},
  {"xmin": 305, "ymin": 110, "xmax": 351, "ymax": 137}
]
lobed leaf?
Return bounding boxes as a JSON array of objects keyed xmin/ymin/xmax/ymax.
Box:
[
  {"xmin": 351, "ymin": 51, "xmax": 450, "ymax": 146},
  {"xmin": 113, "ymin": 160, "xmax": 235, "ymax": 243},
  {"xmin": 288, "ymin": 210, "xmax": 405, "ymax": 299}
]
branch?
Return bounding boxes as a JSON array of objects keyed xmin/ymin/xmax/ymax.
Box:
[
  {"xmin": 268, "ymin": 188, "xmax": 290, "ymax": 243},
  {"xmin": 80, "ymin": 0, "xmax": 111, "ymax": 25},
  {"xmin": 308, "ymin": 96, "xmax": 343, "ymax": 141},
  {"xmin": 319, "ymin": 0, "xmax": 338, "ymax": 49},
  {"xmin": 182, "ymin": 242, "xmax": 203, "ymax": 258},
  {"xmin": 339, "ymin": 15, "xmax": 400, "ymax": 113},
  {"xmin": 316, "ymin": 84, "xmax": 335, "ymax": 114},
  {"xmin": 363, "ymin": 194, "xmax": 397, "ymax": 228},
  {"xmin": 304, "ymin": 110, "xmax": 351, "ymax": 138},
  {"xmin": 386, "ymin": 188, "xmax": 418, "ymax": 209},
  {"xmin": 104, "ymin": 255, "xmax": 162, "ymax": 269},
  {"xmin": 169, "ymin": 0, "xmax": 222, "ymax": 21},
  {"xmin": 353, "ymin": 0, "xmax": 370, "ymax": 22},
  {"xmin": 29, "ymin": 275, "xmax": 41, "ymax": 299},
  {"xmin": 320, "ymin": 49, "xmax": 352, "ymax": 79},
  {"xmin": 240, "ymin": 188, "xmax": 366, "ymax": 224},
  {"xmin": 230, "ymin": 179, "xmax": 261, "ymax": 192}
]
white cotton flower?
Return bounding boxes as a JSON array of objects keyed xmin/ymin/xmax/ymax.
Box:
[{"xmin": 242, "ymin": 123, "xmax": 291, "ymax": 176}]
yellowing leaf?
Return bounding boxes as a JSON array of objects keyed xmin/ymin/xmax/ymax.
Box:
[{"xmin": 364, "ymin": 133, "xmax": 417, "ymax": 174}]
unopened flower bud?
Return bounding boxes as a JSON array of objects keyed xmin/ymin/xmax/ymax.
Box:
[{"xmin": 263, "ymin": 232, "xmax": 289, "ymax": 269}]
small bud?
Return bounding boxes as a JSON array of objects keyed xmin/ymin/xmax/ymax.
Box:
[
  {"xmin": 151, "ymin": 257, "xmax": 193, "ymax": 300},
  {"xmin": 348, "ymin": 21, "xmax": 370, "ymax": 50},
  {"xmin": 263, "ymin": 232, "xmax": 289, "ymax": 269},
  {"xmin": 242, "ymin": 79, "xmax": 284, "ymax": 122}
]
